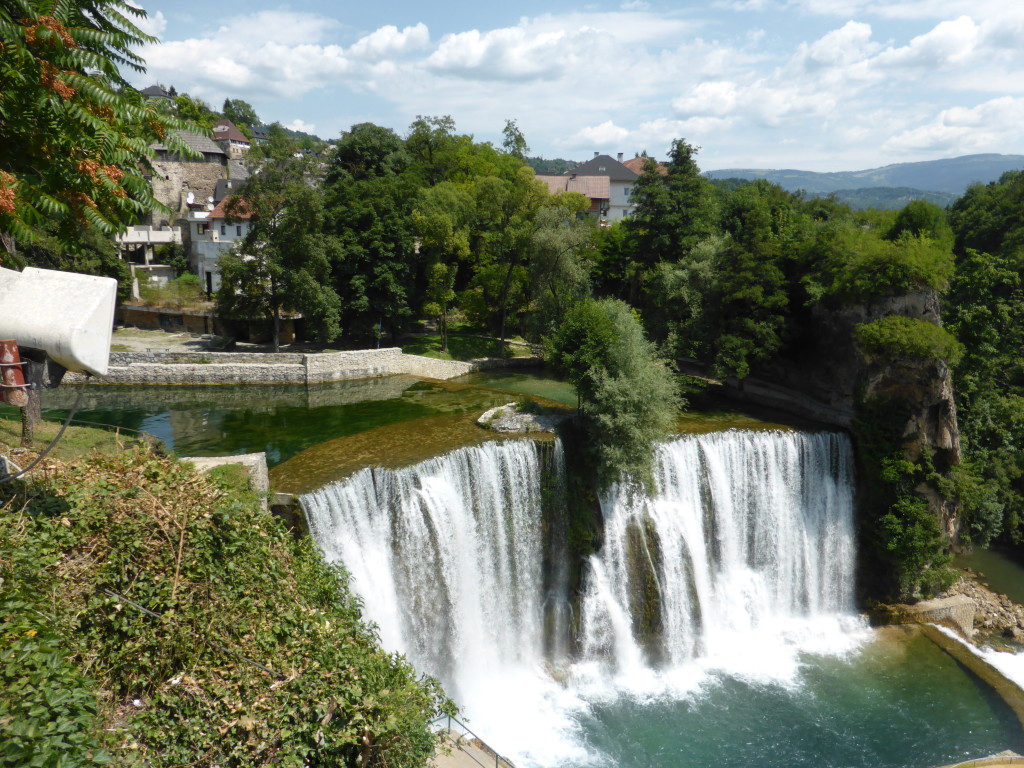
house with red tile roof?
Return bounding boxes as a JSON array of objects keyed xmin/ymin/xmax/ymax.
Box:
[
  {"xmin": 623, "ymin": 155, "xmax": 669, "ymax": 176},
  {"xmin": 212, "ymin": 119, "xmax": 251, "ymax": 160},
  {"xmin": 537, "ymin": 153, "xmax": 640, "ymax": 224}
]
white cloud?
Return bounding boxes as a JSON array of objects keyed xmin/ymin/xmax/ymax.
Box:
[
  {"xmin": 136, "ymin": 4, "xmax": 1024, "ymax": 169},
  {"xmin": 883, "ymin": 96, "xmax": 1024, "ymax": 154},
  {"xmin": 673, "ymin": 81, "xmax": 741, "ymax": 116},
  {"xmin": 786, "ymin": 0, "xmax": 1011, "ymax": 20},
  {"xmin": 134, "ymin": 8, "xmax": 166, "ymax": 38},
  {"xmin": 797, "ymin": 21, "xmax": 878, "ymax": 70},
  {"xmin": 567, "ymin": 121, "xmax": 631, "ymax": 148},
  {"xmin": 138, "ymin": 12, "xmax": 357, "ymax": 100},
  {"xmin": 348, "ymin": 24, "xmax": 430, "ymax": 61},
  {"xmin": 287, "ymin": 119, "xmax": 317, "ymax": 135},
  {"xmin": 873, "ymin": 15, "xmax": 979, "ymax": 69},
  {"xmin": 621, "ymin": 0, "xmax": 651, "ymax": 9}
]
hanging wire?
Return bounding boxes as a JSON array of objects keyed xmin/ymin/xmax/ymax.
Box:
[{"xmin": 1, "ymin": 386, "xmax": 86, "ymax": 483}]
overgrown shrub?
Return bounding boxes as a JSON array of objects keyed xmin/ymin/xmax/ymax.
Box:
[
  {"xmin": 138, "ymin": 273, "xmax": 208, "ymax": 310},
  {"xmin": 853, "ymin": 315, "xmax": 963, "ymax": 366},
  {"xmin": 814, "ymin": 226, "xmax": 954, "ymax": 303},
  {"xmin": 0, "ymin": 448, "xmax": 452, "ymax": 767}
]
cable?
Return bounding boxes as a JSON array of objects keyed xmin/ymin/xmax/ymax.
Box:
[{"xmin": 0, "ymin": 386, "xmax": 86, "ymax": 483}]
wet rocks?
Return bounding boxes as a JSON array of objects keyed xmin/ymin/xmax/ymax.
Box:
[{"xmin": 477, "ymin": 402, "xmax": 567, "ymax": 434}]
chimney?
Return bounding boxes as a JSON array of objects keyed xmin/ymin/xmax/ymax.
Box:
[
  {"xmin": 594, "ymin": 151, "xmax": 599, "ymax": 158},
  {"xmin": 617, "ymin": 152, "xmax": 623, "ymax": 162}
]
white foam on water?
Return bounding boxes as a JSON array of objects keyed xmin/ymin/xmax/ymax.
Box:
[{"xmin": 301, "ymin": 430, "xmax": 862, "ymax": 768}]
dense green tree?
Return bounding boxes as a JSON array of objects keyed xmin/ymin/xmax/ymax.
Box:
[
  {"xmin": 549, "ymin": 298, "xmax": 682, "ymax": 490},
  {"xmin": 501, "ymin": 118, "xmax": 529, "ymax": 160},
  {"xmin": 217, "ymin": 158, "xmax": 341, "ymax": 350},
  {"xmin": 949, "ymin": 170, "xmax": 1024, "ymax": 258},
  {"xmin": 527, "ymin": 196, "xmax": 595, "ymax": 338},
  {"xmin": 706, "ymin": 181, "xmax": 795, "ymax": 378},
  {"xmin": 946, "ymin": 247, "xmax": 1024, "ymax": 543},
  {"xmin": 324, "ymin": 123, "xmax": 422, "ymax": 341},
  {"xmin": 468, "ymin": 163, "xmax": 550, "ymax": 348},
  {"xmin": 623, "ymin": 140, "xmax": 717, "ymax": 294},
  {"xmin": 413, "ymin": 182, "xmax": 475, "ymax": 351},
  {"xmin": 886, "ymin": 199, "xmax": 953, "ymax": 250},
  {"xmin": 222, "ymin": 97, "xmax": 259, "ymax": 133},
  {"xmin": 172, "ymin": 92, "xmax": 217, "ymax": 131},
  {"xmin": 807, "ymin": 223, "xmax": 954, "ymax": 304}
]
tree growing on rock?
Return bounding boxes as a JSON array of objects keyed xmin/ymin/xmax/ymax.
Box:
[{"xmin": 549, "ymin": 298, "xmax": 682, "ymax": 490}]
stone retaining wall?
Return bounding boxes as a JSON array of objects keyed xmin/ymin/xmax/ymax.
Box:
[{"xmin": 69, "ymin": 348, "xmax": 543, "ymax": 386}]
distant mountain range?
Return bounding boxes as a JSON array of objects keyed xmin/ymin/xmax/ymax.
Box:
[{"xmin": 705, "ymin": 153, "xmax": 1024, "ymax": 209}]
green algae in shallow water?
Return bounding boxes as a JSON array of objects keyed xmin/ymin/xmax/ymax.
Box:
[
  {"xmin": 10, "ymin": 370, "xmax": 819, "ymax": 490},
  {"xmin": 25, "ymin": 376, "xmax": 553, "ymax": 466}
]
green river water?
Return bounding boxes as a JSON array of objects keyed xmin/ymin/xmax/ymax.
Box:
[{"xmin": 8, "ymin": 371, "xmax": 1024, "ymax": 766}]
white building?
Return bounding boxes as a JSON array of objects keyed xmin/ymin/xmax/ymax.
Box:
[
  {"xmin": 535, "ymin": 153, "xmax": 641, "ymax": 224},
  {"xmin": 188, "ymin": 197, "xmax": 251, "ymax": 294}
]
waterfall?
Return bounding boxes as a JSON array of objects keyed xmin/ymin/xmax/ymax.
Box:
[{"xmin": 301, "ymin": 430, "xmax": 860, "ymax": 766}]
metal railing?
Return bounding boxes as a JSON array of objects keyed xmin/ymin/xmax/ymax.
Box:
[{"xmin": 431, "ymin": 715, "xmax": 517, "ymax": 768}]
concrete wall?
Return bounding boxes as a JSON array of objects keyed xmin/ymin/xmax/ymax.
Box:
[
  {"xmin": 68, "ymin": 347, "xmax": 542, "ymax": 386},
  {"xmin": 921, "ymin": 624, "xmax": 1024, "ymax": 730},
  {"xmin": 118, "ymin": 305, "xmax": 216, "ymax": 336}
]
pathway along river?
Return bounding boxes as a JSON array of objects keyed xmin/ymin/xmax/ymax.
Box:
[{"xmin": 19, "ymin": 371, "xmax": 1024, "ymax": 767}]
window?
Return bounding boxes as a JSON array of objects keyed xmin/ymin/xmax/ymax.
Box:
[
  {"xmin": 220, "ymin": 225, "xmax": 226, "ymax": 235},
  {"xmin": 598, "ymin": 166, "xmax": 606, "ymax": 172},
  {"xmin": 236, "ymin": 225, "xmax": 243, "ymax": 236},
  {"xmin": 196, "ymin": 223, "xmax": 208, "ymax": 235}
]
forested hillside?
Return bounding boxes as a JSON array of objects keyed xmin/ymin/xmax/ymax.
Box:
[{"xmin": 705, "ymin": 153, "xmax": 1024, "ymax": 196}]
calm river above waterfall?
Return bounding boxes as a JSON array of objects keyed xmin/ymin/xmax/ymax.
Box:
[{"xmin": 15, "ymin": 371, "xmax": 1024, "ymax": 767}]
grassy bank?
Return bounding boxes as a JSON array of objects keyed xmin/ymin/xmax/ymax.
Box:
[{"xmin": 0, "ymin": 432, "xmax": 452, "ymax": 767}]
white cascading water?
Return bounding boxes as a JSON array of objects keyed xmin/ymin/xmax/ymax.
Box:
[{"xmin": 301, "ymin": 430, "xmax": 862, "ymax": 767}]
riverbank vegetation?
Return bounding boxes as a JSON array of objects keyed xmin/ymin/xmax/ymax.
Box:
[{"xmin": 0, "ymin": 440, "xmax": 453, "ymax": 766}]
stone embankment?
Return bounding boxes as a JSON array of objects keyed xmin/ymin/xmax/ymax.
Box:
[
  {"xmin": 66, "ymin": 348, "xmax": 540, "ymax": 385},
  {"xmin": 947, "ymin": 577, "xmax": 1024, "ymax": 643},
  {"xmin": 874, "ymin": 574, "xmax": 1024, "ymax": 645}
]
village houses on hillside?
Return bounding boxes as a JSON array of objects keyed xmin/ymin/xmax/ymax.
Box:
[{"xmin": 118, "ymin": 89, "xmax": 665, "ymax": 295}]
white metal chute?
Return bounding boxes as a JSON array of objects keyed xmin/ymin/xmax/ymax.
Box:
[{"xmin": 0, "ymin": 266, "xmax": 117, "ymax": 376}]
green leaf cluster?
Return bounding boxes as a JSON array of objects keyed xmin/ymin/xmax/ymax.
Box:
[
  {"xmin": 946, "ymin": 172, "xmax": 1024, "ymax": 545},
  {"xmin": 0, "ymin": 0, "xmax": 195, "ymax": 250},
  {"xmin": 0, "ymin": 448, "xmax": 453, "ymax": 766},
  {"xmin": 851, "ymin": 397, "xmax": 955, "ymax": 599},
  {"xmin": 549, "ymin": 298, "xmax": 682, "ymax": 490},
  {"xmin": 853, "ymin": 315, "xmax": 963, "ymax": 366}
]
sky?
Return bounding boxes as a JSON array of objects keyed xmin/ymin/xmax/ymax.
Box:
[{"xmin": 129, "ymin": 0, "xmax": 1024, "ymax": 173}]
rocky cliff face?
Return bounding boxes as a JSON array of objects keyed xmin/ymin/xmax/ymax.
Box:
[{"xmin": 740, "ymin": 289, "xmax": 962, "ymax": 538}]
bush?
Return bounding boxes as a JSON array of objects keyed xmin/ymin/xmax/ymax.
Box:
[
  {"xmin": 0, "ymin": 449, "xmax": 453, "ymax": 767},
  {"xmin": 879, "ymin": 496, "xmax": 955, "ymax": 597},
  {"xmin": 818, "ymin": 226, "xmax": 954, "ymax": 302},
  {"xmin": 138, "ymin": 273, "xmax": 207, "ymax": 310},
  {"xmin": 854, "ymin": 315, "xmax": 963, "ymax": 366}
]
